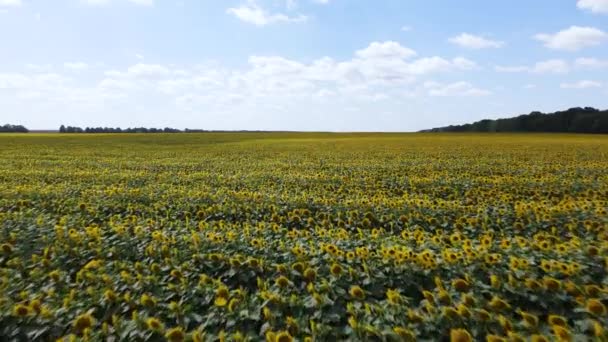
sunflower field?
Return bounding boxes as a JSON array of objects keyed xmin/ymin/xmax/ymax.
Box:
[{"xmin": 0, "ymin": 133, "xmax": 607, "ymax": 341}]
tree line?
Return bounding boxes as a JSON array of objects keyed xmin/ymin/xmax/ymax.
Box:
[
  {"xmin": 59, "ymin": 125, "xmax": 207, "ymax": 133},
  {"xmin": 0, "ymin": 124, "xmax": 29, "ymax": 133},
  {"xmin": 421, "ymin": 107, "xmax": 608, "ymax": 134}
]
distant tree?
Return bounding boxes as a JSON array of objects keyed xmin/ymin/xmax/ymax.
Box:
[
  {"xmin": 422, "ymin": 107, "xmax": 608, "ymax": 134},
  {"xmin": 0, "ymin": 124, "xmax": 29, "ymax": 133},
  {"xmin": 58, "ymin": 125, "xmax": 194, "ymax": 133}
]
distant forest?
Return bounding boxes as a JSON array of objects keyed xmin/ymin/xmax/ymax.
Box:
[
  {"xmin": 59, "ymin": 125, "xmax": 206, "ymax": 133},
  {"xmin": 0, "ymin": 124, "xmax": 29, "ymax": 133},
  {"xmin": 422, "ymin": 107, "xmax": 608, "ymax": 133}
]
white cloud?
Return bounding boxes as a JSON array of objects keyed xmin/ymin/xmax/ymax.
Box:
[
  {"xmin": 575, "ymin": 57, "xmax": 608, "ymax": 68},
  {"xmin": 227, "ymin": 1, "xmax": 307, "ymax": 26},
  {"xmin": 401, "ymin": 26, "xmax": 412, "ymax": 32},
  {"xmin": 406, "ymin": 56, "xmax": 476, "ymax": 75},
  {"xmin": 494, "ymin": 66, "xmax": 529, "ymax": 73},
  {"xmin": 524, "ymin": 84, "xmax": 537, "ymax": 89},
  {"xmin": 424, "ymin": 81, "xmax": 491, "ymax": 97},
  {"xmin": 577, "ymin": 0, "xmax": 608, "ymax": 13},
  {"xmin": 495, "ymin": 59, "xmax": 569, "ymax": 74},
  {"xmin": 129, "ymin": 0, "xmax": 153, "ymax": 5},
  {"xmin": 0, "ymin": 73, "xmax": 71, "ymax": 91},
  {"xmin": 0, "ymin": 0, "xmax": 21, "ymax": 6},
  {"xmin": 311, "ymin": 0, "xmax": 329, "ymax": 3},
  {"xmin": 3, "ymin": 41, "xmax": 485, "ymax": 131},
  {"xmin": 64, "ymin": 62, "xmax": 89, "ymax": 71},
  {"xmin": 560, "ymin": 80, "xmax": 602, "ymax": 89},
  {"xmin": 82, "ymin": 0, "xmax": 154, "ymax": 6},
  {"xmin": 532, "ymin": 59, "xmax": 570, "ymax": 73},
  {"xmin": 106, "ymin": 63, "xmax": 171, "ymax": 79},
  {"xmin": 285, "ymin": 0, "xmax": 297, "ymax": 10},
  {"xmin": 449, "ymin": 33, "xmax": 504, "ymax": 49},
  {"xmin": 534, "ymin": 26, "xmax": 607, "ymax": 51},
  {"xmin": 355, "ymin": 41, "xmax": 417, "ymax": 60},
  {"xmin": 96, "ymin": 42, "xmax": 477, "ymax": 99},
  {"xmin": 25, "ymin": 64, "xmax": 53, "ymax": 72}
]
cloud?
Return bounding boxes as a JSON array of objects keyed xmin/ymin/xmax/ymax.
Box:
[
  {"xmin": 227, "ymin": 1, "xmax": 307, "ymax": 26},
  {"xmin": 532, "ymin": 59, "xmax": 570, "ymax": 73},
  {"xmin": 64, "ymin": 62, "xmax": 89, "ymax": 71},
  {"xmin": 106, "ymin": 63, "xmax": 171, "ymax": 79},
  {"xmin": 3, "ymin": 41, "xmax": 484, "ymax": 131},
  {"xmin": 401, "ymin": 26, "xmax": 412, "ymax": 32},
  {"xmin": 495, "ymin": 59, "xmax": 569, "ymax": 74},
  {"xmin": 560, "ymin": 80, "xmax": 602, "ymax": 89},
  {"xmin": 129, "ymin": 0, "xmax": 153, "ymax": 5},
  {"xmin": 82, "ymin": 0, "xmax": 154, "ymax": 6},
  {"xmin": 577, "ymin": 0, "xmax": 608, "ymax": 13},
  {"xmin": 534, "ymin": 26, "xmax": 607, "ymax": 51},
  {"xmin": 449, "ymin": 33, "xmax": 504, "ymax": 49},
  {"xmin": 575, "ymin": 57, "xmax": 608, "ymax": 69},
  {"xmin": 0, "ymin": 0, "xmax": 21, "ymax": 6},
  {"xmin": 424, "ymin": 81, "xmax": 491, "ymax": 97},
  {"xmin": 494, "ymin": 66, "xmax": 529, "ymax": 73},
  {"xmin": 355, "ymin": 41, "xmax": 417, "ymax": 60},
  {"xmin": 311, "ymin": 0, "xmax": 329, "ymax": 3}
]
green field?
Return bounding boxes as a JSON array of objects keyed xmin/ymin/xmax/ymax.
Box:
[{"xmin": 1, "ymin": 133, "xmax": 607, "ymax": 341}]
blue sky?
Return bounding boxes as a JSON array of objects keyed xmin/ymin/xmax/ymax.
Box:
[{"xmin": 1, "ymin": 0, "xmax": 608, "ymax": 131}]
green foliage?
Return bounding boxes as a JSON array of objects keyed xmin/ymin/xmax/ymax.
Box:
[
  {"xmin": 424, "ymin": 107, "xmax": 608, "ymax": 133},
  {"xmin": 0, "ymin": 124, "xmax": 28, "ymax": 133}
]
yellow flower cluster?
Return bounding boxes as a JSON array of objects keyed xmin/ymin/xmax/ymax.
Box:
[{"xmin": 0, "ymin": 132, "xmax": 606, "ymax": 340}]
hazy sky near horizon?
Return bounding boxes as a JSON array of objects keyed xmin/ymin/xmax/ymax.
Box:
[{"xmin": 1, "ymin": 0, "xmax": 608, "ymax": 131}]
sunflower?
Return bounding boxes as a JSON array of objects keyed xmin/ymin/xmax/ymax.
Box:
[
  {"xmin": 165, "ymin": 327, "xmax": 186, "ymax": 342},
  {"xmin": 488, "ymin": 296, "xmax": 510, "ymax": 311},
  {"xmin": 275, "ymin": 276, "xmax": 290, "ymax": 288},
  {"xmin": 551, "ymin": 325, "xmax": 571, "ymax": 341},
  {"xmin": 530, "ymin": 335, "xmax": 549, "ymax": 342},
  {"xmin": 214, "ymin": 296, "xmax": 228, "ymax": 307},
  {"xmin": 349, "ymin": 285, "xmax": 365, "ymax": 300},
  {"xmin": 303, "ymin": 268, "xmax": 316, "ymax": 281},
  {"xmin": 475, "ymin": 309, "xmax": 491, "ymax": 322},
  {"xmin": 519, "ymin": 310, "xmax": 538, "ymax": 328},
  {"xmin": 422, "ymin": 290, "xmax": 435, "ymax": 304},
  {"xmin": 524, "ymin": 278, "xmax": 542, "ymax": 291},
  {"xmin": 543, "ymin": 277, "xmax": 561, "ymax": 291},
  {"xmin": 274, "ymin": 331, "xmax": 293, "ymax": 342},
  {"xmin": 461, "ymin": 293, "xmax": 476, "ymax": 307},
  {"xmin": 329, "ymin": 263, "xmax": 342, "ymax": 276},
  {"xmin": 216, "ymin": 286, "xmax": 230, "ymax": 299},
  {"xmin": 386, "ymin": 289, "xmax": 401, "ymax": 305},
  {"xmin": 146, "ymin": 317, "xmax": 164, "ymax": 332},
  {"xmin": 393, "ymin": 327, "xmax": 415, "ymax": 341},
  {"xmin": 140, "ymin": 294, "xmax": 157, "ymax": 307},
  {"xmin": 104, "ymin": 289, "xmax": 118, "ymax": 302},
  {"xmin": 592, "ymin": 320, "xmax": 605, "ymax": 337},
  {"xmin": 450, "ymin": 328, "xmax": 472, "ymax": 342},
  {"xmin": 548, "ymin": 315, "xmax": 567, "ymax": 327},
  {"xmin": 490, "ymin": 275, "xmax": 500, "ymax": 289},
  {"xmin": 1, "ymin": 243, "xmax": 13, "ymax": 254},
  {"xmin": 73, "ymin": 312, "xmax": 95, "ymax": 331},
  {"xmin": 13, "ymin": 304, "xmax": 31, "ymax": 317},
  {"xmin": 443, "ymin": 307, "xmax": 459, "ymax": 320},
  {"xmin": 486, "ymin": 335, "xmax": 506, "ymax": 342},
  {"xmin": 456, "ymin": 303, "xmax": 471, "ymax": 318},
  {"xmin": 586, "ymin": 299, "xmax": 606, "ymax": 316},
  {"xmin": 585, "ymin": 284, "xmax": 602, "ymax": 297},
  {"xmin": 452, "ymin": 278, "xmax": 469, "ymax": 292},
  {"xmin": 500, "ymin": 332, "xmax": 520, "ymax": 342},
  {"xmin": 540, "ymin": 260, "xmax": 552, "ymax": 273}
]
